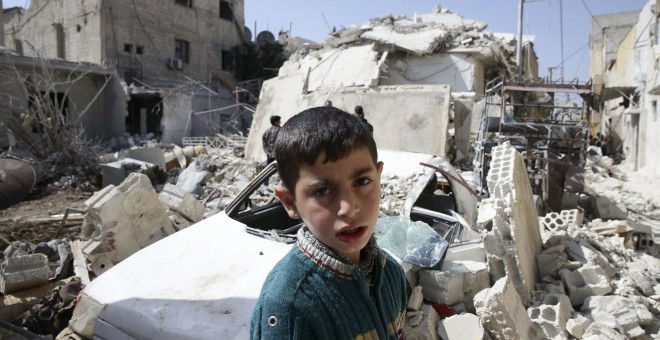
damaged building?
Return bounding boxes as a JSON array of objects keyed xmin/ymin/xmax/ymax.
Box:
[
  {"xmin": 243, "ymin": 6, "xmax": 539, "ymax": 164},
  {"xmin": 590, "ymin": 0, "xmax": 660, "ymax": 170},
  {"xmin": 3, "ymin": 0, "xmax": 253, "ymax": 145}
]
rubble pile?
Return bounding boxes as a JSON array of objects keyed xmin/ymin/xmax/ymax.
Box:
[{"xmin": 2, "ymin": 141, "xmax": 660, "ymax": 339}]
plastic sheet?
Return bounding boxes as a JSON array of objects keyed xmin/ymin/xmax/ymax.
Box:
[{"xmin": 375, "ymin": 216, "xmax": 449, "ymax": 269}]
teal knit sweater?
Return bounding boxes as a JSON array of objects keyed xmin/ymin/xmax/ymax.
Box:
[{"xmin": 250, "ymin": 230, "xmax": 407, "ymax": 340}]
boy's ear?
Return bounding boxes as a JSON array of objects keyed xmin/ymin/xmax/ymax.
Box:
[
  {"xmin": 275, "ymin": 185, "xmax": 301, "ymax": 219},
  {"xmin": 377, "ymin": 161, "xmax": 384, "ymax": 176}
]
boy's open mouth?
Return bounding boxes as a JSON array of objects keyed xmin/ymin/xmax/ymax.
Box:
[{"xmin": 337, "ymin": 226, "xmax": 367, "ymax": 242}]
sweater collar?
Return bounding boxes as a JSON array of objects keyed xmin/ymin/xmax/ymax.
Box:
[{"xmin": 296, "ymin": 226, "xmax": 385, "ymax": 279}]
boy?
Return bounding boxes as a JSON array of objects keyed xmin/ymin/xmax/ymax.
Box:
[
  {"xmin": 262, "ymin": 115, "xmax": 281, "ymax": 164},
  {"xmin": 250, "ymin": 107, "xmax": 407, "ymax": 339}
]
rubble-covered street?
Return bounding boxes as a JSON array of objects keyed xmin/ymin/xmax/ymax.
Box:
[{"xmin": 2, "ymin": 0, "xmax": 660, "ymax": 339}]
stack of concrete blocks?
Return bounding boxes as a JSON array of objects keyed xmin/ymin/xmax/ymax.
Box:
[
  {"xmin": 403, "ymin": 286, "xmax": 440, "ymax": 340},
  {"xmin": 477, "ymin": 142, "xmax": 543, "ymax": 306},
  {"xmin": 418, "ymin": 260, "xmax": 490, "ymax": 313},
  {"xmin": 0, "ymin": 254, "xmax": 49, "ymax": 294},
  {"xmin": 158, "ymin": 183, "xmax": 205, "ymax": 231},
  {"xmin": 80, "ymin": 173, "xmax": 177, "ymax": 276},
  {"xmin": 527, "ymin": 293, "xmax": 573, "ymax": 339},
  {"xmin": 474, "ymin": 276, "xmax": 540, "ymax": 339},
  {"xmin": 580, "ymin": 296, "xmax": 653, "ymax": 338}
]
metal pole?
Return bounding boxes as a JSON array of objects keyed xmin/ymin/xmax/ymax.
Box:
[
  {"xmin": 560, "ymin": 0, "xmax": 565, "ymax": 82},
  {"xmin": 516, "ymin": 0, "xmax": 524, "ymax": 77}
]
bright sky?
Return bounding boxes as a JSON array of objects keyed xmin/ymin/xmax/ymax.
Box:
[{"xmin": 4, "ymin": 0, "xmax": 648, "ymax": 81}]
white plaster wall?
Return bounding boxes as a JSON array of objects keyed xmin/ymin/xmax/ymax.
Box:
[
  {"xmin": 638, "ymin": 0, "xmax": 660, "ymax": 169},
  {"xmin": 244, "ymin": 80, "xmax": 451, "ymax": 162},
  {"xmin": 161, "ymin": 92, "xmax": 193, "ymax": 145},
  {"xmin": 279, "ymin": 44, "xmax": 381, "ymax": 91},
  {"xmin": 382, "ymin": 54, "xmax": 477, "ymax": 92}
]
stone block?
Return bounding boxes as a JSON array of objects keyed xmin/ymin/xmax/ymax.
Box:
[
  {"xmin": 475, "ymin": 276, "xmax": 539, "ymax": 340},
  {"xmin": 591, "ymin": 194, "xmax": 628, "ymax": 220},
  {"xmin": 419, "ymin": 261, "xmax": 489, "ymax": 312},
  {"xmin": 437, "ymin": 313, "xmax": 484, "ymax": 340},
  {"xmin": 159, "ymin": 183, "xmax": 205, "ymax": 223},
  {"xmin": 101, "ymin": 157, "xmax": 154, "ymax": 188},
  {"xmin": 128, "ymin": 147, "xmax": 166, "ymax": 168},
  {"xmin": 408, "ymin": 286, "xmax": 424, "ymax": 311},
  {"xmin": 81, "ymin": 173, "xmax": 176, "ymax": 276},
  {"xmin": 404, "ymin": 304, "xmax": 440, "ymax": 340},
  {"xmin": 581, "ymin": 296, "xmax": 652, "ymax": 338},
  {"xmin": 527, "ymin": 293, "xmax": 573, "ymax": 339},
  {"xmin": 581, "ymin": 322, "xmax": 626, "ymax": 340},
  {"xmin": 559, "ymin": 264, "xmax": 612, "ymax": 306}
]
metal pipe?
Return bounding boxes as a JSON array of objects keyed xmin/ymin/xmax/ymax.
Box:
[{"xmin": 516, "ymin": 0, "xmax": 524, "ymax": 77}]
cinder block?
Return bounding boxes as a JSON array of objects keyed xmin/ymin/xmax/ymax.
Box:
[
  {"xmin": 527, "ymin": 293, "xmax": 573, "ymax": 339},
  {"xmin": 565, "ymin": 312, "xmax": 592, "ymax": 339},
  {"xmin": 419, "ymin": 261, "xmax": 489, "ymax": 312}
]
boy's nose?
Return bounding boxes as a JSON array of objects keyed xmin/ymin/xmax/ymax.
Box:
[{"xmin": 337, "ymin": 189, "xmax": 359, "ymax": 218}]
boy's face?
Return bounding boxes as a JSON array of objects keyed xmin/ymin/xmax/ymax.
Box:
[{"xmin": 276, "ymin": 147, "xmax": 383, "ymax": 264}]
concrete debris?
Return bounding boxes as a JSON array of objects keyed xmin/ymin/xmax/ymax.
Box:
[
  {"xmin": 478, "ymin": 142, "xmax": 543, "ymax": 306},
  {"xmin": 581, "ymin": 295, "xmax": 653, "ymax": 338},
  {"xmin": 80, "ymin": 173, "xmax": 176, "ymax": 276},
  {"xmin": 527, "ymin": 293, "xmax": 573, "ymax": 340},
  {"xmin": 404, "ymin": 303, "xmax": 440, "ymax": 340},
  {"xmin": 474, "ymin": 276, "xmax": 540, "ymax": 340},
  {"xmin": 437, "ymin": 313, "xmax": 485, "ymax": 340},
  {"xmin": 5, "ymin": 100, "xmax": 660, "ymax": 338},
  {"xmin": 0, "ymin": 254, "xmax": 49, "ymax": 294}
]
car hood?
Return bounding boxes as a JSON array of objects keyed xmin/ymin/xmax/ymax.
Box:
[{"xmin": 69, "ymin": 212, "xmax": 292, "ymax": 339}]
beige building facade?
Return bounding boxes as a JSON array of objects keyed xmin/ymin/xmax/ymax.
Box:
[{"xmin": 4, "ymin": 0, "xmax": 246, "ymax": 87}]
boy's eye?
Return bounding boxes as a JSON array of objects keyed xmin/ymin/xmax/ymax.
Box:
[
  {"xmin": 313, "ymin": 187, "xmax": 331, "ymax": 197},
  {"xmin": 356, "ymin": 177, "xmax": 372, "ymax": 186}
]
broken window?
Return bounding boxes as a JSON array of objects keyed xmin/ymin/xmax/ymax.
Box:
[
  {"xmin": 175, "ymin": 0, "xmax": 193, "ymax": 8},
  {"xmin": 136, "ymin": 46, "xmax": 144, "ymax": 55},
  {"xmin": 175, "ymin": 39, "xmax": 190, "ymax": 63},
  {"xmin": 14, "ymin": 39, "xmax": 23, "ymax": 55},
  {"xmin": 219, "ymin": 1, "xmax": 233, "ymax": 20},
  {"xmin": 222, "ymin": 50, "xmax": 233, "ymax": 71},
  {"xmin": 54, "ymin": 23, "xmax": 65, "ymax": 59},
  {"xmin": 124, "ymin": 43, "xmax": 133, "ymax": 53}
]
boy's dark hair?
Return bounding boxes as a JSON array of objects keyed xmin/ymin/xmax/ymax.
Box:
[
  {"xmin": 270, "ymin": 115, "xmax": 281, "ymax": 125},
  {"xmin": 274, "ymin": 106, "xmax": 378, "ymax": 192}
]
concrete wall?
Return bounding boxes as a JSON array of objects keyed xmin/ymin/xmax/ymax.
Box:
[
  {"xmin": 4, "ymin": 0, "xmax": 104, "ymax": 61},
  {"xmin": 244, "ymin": 81, "xmax": 451, "ymax": 162},
  {"xmin": 5, "ymin": 0, "xmax": 245, "ymax": 86},
  {"xmin": 381, "ymin": 54, "xmax": 482, "ymax": 93}
]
